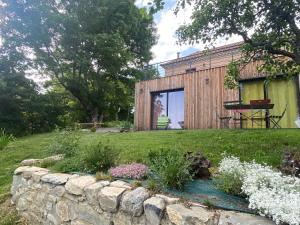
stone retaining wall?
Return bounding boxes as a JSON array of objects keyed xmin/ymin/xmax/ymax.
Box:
[{"xmin": 11, "ymin": 166, "xmax": 276, "ymax": 225}]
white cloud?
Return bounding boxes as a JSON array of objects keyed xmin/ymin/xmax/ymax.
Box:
[
  {"xmin": 150, "ymin": 1, "xmax": 243, "ymax": 64},
  {"xmin": 135, "ymin": 0, "xmax": 152, "ymax": 7}
]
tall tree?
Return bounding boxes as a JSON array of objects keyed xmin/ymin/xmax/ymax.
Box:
[
  {"xmin": 0, "ymin": 0, "xmax": 156, "ymax": 122},
  {"xmin": 175, "ymin": 0, "xmax": 300, "ymax": 87}
]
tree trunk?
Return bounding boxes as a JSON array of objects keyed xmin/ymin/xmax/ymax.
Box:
[{"xmin": 86, "ymin": 104, "xmax": 100, "ymax": 123}]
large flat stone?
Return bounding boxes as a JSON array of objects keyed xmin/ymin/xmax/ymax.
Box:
[
  {"xmin": 84, "ymin": 182, "xmax": 106, "ymax": 205},
  {"xmin": 41, "ymin": 173, "xmax": 76, "ymax": 185},
  {"xmin": 65, "ymin": 176, "xmax": 96, "ymax": 195},
  {"xmin": 218, "ymin": 210, "xmax": 276, "ymax": 225},
  {"xmin": 76, "ymin": 202, "xmax": 112, "ymax": 225},
  {"xmin": 32, "ymin": 170, "xmax": 49, "ymax": 182},
  {"xmin": 98, "ymin": 186, "xmax": 126, "ymax": 212},
  {"xmin": 166, "ymin": 204, "xmax": 215, "ymax": 225},
  {"xmin": 110, "ymin": 180, "xmax": 132, "ymax": 189},
  {"xmin": 20, "ymin": 155, "xmax": 64, "ymax": 166},
  {"xmin": 144, "ymin": 197, "xmax": 166, "ymax": 225},
  {"xmin": 121, "ymin": 187, "xmax": 150, "ymax": 217},
  {"xmin": 14, "ymin": 166, "xmax": 49, "ymax": 179},
  {"xmin": 21, "ymin": 159, "xmax": 42, "ymax": 166}
]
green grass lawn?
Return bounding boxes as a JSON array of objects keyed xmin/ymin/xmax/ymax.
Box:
[{"xmin": 1, "ymin": 129, "xmax": 300, "ymax": 199}]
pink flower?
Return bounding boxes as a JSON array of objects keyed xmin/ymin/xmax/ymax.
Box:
[{"xmin": 109, "ymin": 163, "xmax": 149, "ymax": 179}]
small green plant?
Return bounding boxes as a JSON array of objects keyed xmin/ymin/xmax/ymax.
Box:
[
  {"xmin": 95, "ymin": 172, "xmax": 113, "ymax": 181},
  {"xmin": 132, "ymin": 180, "xmax": 143, "ymax": 188},
  {"xmin": 47, "ymin": 130, "xmax": 80, "ymax": 157},
  {"xmin": 0, "ymin": 129, "xmax": 15, "ymax": 151},
  {"xmin": 148, "ymin": 148, "xmax": 192, "ymax": 190},
  {"xmin": 214, "ymin": 173, "xmax": 243, "ymax": 196},
  {"xmin": 90, "ymin": 127, "xmax": 97, "ymax": 132},
  {"xmin": 83, "ymin": 141, "xmax": 117, "ymax": 173},
  {"xmin": 147, "ymin": 179, "xmax": 161, "ymax": 192}
]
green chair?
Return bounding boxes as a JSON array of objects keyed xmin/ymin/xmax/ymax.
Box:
[{"xmin": 157, "ymin": 116, "xmax": 170, "ymax": 129}]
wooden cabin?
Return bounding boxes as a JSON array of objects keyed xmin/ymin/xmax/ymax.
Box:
[{"xmin": 134, "ymin": 42, "xmax": 300, "ymax": 130}]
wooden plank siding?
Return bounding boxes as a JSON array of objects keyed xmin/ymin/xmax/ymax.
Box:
[{"xmin": 134, "ymin": 66, "xmax": 240, "ymax": 130}]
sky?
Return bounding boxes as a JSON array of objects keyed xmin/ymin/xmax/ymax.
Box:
[{"xmin": 135, "ymin": 0, "xmax": 243, "ymax": 64}]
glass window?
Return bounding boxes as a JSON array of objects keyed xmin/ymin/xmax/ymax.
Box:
[
  {"xmin": 168, "ymin": 90, "xmax": 184, "ymax": 129},
  {"xmin": 152, "ymin": 92, "xmax": 167, "ymax": 129},
  {"xmin": 151, "ymin": 90, "xmax": 184, "ymax": 129}
]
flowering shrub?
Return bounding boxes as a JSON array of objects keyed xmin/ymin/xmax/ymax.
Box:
[
  {"xmin": 218, "ymin": 156, "xmax": 300, "ymax": 225},
  {"xmin": 109, "ymin": 163, "xmax": 149, "ymax": 180}
]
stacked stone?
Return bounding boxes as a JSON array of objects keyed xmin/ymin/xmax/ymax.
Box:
[{"xmin": 11, "ymin": 166, "xmax": 275, "ymax": 225}]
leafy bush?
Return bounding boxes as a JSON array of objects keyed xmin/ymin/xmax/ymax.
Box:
[
  {"xmin": 218, "ymin": 156, "xmax": 300, "ymax": 225},
  {"xmin": 90, "ymin": 127, "xmax": 97, "ymax": 132},
  {"xmin": 109, "ymin": 163, "xmax": 149, "ymax": 179},
  {"xmin": 47, "ymin": 130, "xmax": 80, "ymax": 157},
  {"xmin": 0, "ymin": 129, "xmax": 15, "ymax": 151},
  {"xmin": 51, "ymin": 157, "xmax": 85, "ymax": 173},
  {"xmin": 83, "ymin": 141, "xmax": 117, "ymax": 173},
  {"xmin": 148, "ymin": 148, "xmax": 192, "ymax": 190}
]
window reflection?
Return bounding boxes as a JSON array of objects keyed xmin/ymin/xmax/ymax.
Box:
[{"xmin": 152, "ymin": 90, "xmax": 184, "ymax": 129}]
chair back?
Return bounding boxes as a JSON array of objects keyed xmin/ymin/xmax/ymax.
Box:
[
  {"xmin": 281, "ymin": 104, "xmax": 288, "ymax": 117},
  {"xmin": 157, "ymin": 116, "xmax": 170, "ymax": 129}
]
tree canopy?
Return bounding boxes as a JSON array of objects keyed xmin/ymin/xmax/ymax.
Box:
[
  {"xmin": 0, "ymin": 0, "xmax": 157, "ymax": 121},
  {"xmin": 175, "ymin": 0, "xmax": 300, "ymax": 88}
]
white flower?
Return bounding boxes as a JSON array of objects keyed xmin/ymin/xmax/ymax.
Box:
[{"xmin": 218, "ymin": 156, "xmax": 300, "ymax": 225}]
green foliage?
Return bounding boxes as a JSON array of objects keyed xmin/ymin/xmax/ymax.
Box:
[
  {"xmin": 224, "ymin": 61, "xmax": 240, "ymax": 89},
  {"xmin": 148, "ymin": 148, "xmax": 192, "ymax": 190},
  {"xmin": 119, "ymin": 121, "xmax": 133, "ymax": 131},
  {"xmin": 95, "ymin": 172, "xmax": 113, "ymax": 182},
  {"xmin": 214, "ymin": 173, "xmax": 243, "ymax": 196},
  {"xmin": 47, "ymin": 131, "xmax": 80, "ymax": 157},
  {"xmin": 83, "ymin": 141, "xmax": 117, "ymax": 173},
  {"xmin": 0, "ymin": 129, "xmax": 15, "ymax": 151},
  {"xmin": 1, "ymin": 0, "xmax": 157, "ymax": 122},
  {"xmin": 176, "ymin": 0, "xmax": 300, "ymax": 79},
  {"xmin": 0, "ymin": 48, "xmax": 78, "ymax": 136},
  {"xmin": 39, "ymin": 159, "xmax": 57, "ymax": 169},
  {"xmin": 103, "ymin": 120, "xmax": 132, "ymax": 128},
  {"xmin": 90, "ymin": 127, "xmax": 97, "ymax": 133},
  {"xmin": 147, "ymin": 179, "xmax": 161, "ymax": 192},
  {"xmin": 51, "ymin": 157, "xmax": 85, "ymax": 173},
  {"xmin": 132, "ymin": 180, "xmax": 143, "ymax": 188}
]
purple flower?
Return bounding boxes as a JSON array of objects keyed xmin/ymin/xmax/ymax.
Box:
[{"xmin": 109, "ymin": 163, "xmax": 149, "ymax": 180}]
